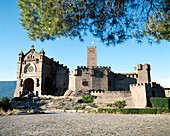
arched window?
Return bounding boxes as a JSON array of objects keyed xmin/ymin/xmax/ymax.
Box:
[{"xmin": 24, "ymin": 63, "xmax": 37, "ymax": 73}]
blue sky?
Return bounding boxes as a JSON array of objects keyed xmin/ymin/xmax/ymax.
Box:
[{"xmin": 0, "ymin": 1, "xmax": 170, "ymax": 86}]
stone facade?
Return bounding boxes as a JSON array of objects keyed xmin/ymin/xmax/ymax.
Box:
[
  {"xmin": 68, "ymin": 46, "xmax": 151, "ymax": 93},
  {"xmin": 130, "ymin": 82, "xmax": 165, "ymax": 108},
  {"xmin": 14, "ymin": 45, "xmax": 167, "ymax": 108},
  {"xmin": 67, "ymin": 46, "xmax": 166, "ymax": 108},
  {"xmin": 14, "ymin": 45, "xmax": 69, "ymax": 97}
]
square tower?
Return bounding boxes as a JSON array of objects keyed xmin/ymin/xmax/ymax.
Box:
[{"xmin": 87, "ymin": 46, "xmax": 97, "ymax": 68}]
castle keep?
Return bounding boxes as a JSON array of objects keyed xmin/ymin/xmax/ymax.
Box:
[{"xmin": 14, "ymin": 45, "xmax": 166, "ymax": 108}]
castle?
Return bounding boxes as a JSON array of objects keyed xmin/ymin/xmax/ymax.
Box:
[{"xmin": 14, "ymin": 45, "xmax": 168, "ymax": 108}]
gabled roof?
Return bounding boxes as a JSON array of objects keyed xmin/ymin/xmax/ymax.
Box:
[{"xmin": 24, "ymin": 45, "xmax": 41, "ymax": 57}]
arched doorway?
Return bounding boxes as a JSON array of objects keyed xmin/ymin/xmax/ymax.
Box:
[{"xmin": 23, "ymin": 78, "xmax": 34, "ymax": 96}]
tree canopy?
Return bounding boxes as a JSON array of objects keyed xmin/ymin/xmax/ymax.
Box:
[{"xmin": 18, "ymin": 0, "xmax": 169, "ymax": 45}]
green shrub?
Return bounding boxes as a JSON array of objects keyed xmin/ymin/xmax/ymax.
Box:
[
  {"xmin": 98, "ymin": 108, "xmax": 170, "ymax": 114},
  {"xmin": 150, "ymin": 97, "xmax": 170, "ymax": 109},
  {"xmin": 114, "ymin": 100, "xmax": 126, "ymax": 108},
  {"xmin": 88, "ymin": 103, "xmax": 98, "ymax": 108},
  {"xmin": 116, "ymin": 108, "xmax": 139, "ymax": 114},
  {"xmin": 64, "ymin": 107, "xmax": 71, "ymax": 110},
  {"xmin": 73, "ymin": 105, "xmax": 86, "ymax": 110},
  {"xmin": 98, "ymin": 108, "xmax": 116, "ymax": 113},
  {"xmin": 82, "ymin": 95, "xmax": 97, "ymax": 103},
  {"xmin": 0, "ymin": 97, "xmax": 13, "ymax": 112},
  {"xmin": 117, "ymin": 108, "xmax": 157, "ymax": 114},
  {"xmin": 156, "ymin": 108, "xmax": 169, "ymax": 114},
  {"xmin": 98, "ymin": 108, "xmax": 104, "ymax": 113},
  {"xmin": 106, "ymin": 103, "xmax": 115, "ymax": 107}
]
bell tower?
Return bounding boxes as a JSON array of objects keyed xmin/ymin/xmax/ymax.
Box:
[{"xmin": 87, "ymin": 46, "xmax": 97, "ymax": 68}]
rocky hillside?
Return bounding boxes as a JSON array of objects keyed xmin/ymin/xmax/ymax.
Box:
[{"xmin": 9, "ymin": 97, "xmax": 100, "ymax": 115}]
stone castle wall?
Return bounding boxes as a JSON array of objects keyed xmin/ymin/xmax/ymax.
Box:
[
  {"xmin": 90, "ymin": 90, "xmax": 133, "ymax": 107},
  {"xmin": 111, "ymin": 73, "xmax": 137, "ymax": 91},
  {"xmin": 130, "ymin": 82, "xmax": 165, "ymax": 108},
  {"xmin": 130, "ymin": 83, "xmax": 148, "ymax": 108},
  {"xmin": 42, "ymin": 56, "xmax": 69, "ymax": 96},
  {"xmin": 68, "ymin": 67, "xmax": 110, "ymax": 93}
]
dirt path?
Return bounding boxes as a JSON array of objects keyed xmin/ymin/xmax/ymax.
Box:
[{"xmin": 0, "ymin": 113, "xmax": 169, "ymax": 136}]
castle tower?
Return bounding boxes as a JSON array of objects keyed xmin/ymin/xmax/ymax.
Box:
[
  {"xmin": 135, "ymin": 64, "xmax": 151, "ymax": 83},
  {"xmin": 87, "ymin": 46, "xmax": 97, "ymax": 68}
]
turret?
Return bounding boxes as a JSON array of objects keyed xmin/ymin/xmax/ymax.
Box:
[
  {"xmin": 18, "ymin": 51, "xmax": 24, "ymax": 61},
  {"xmin": 16, "ymin": 50, "xmax": 24, "ymax": 79},
  {"xmin": 87, "ymin": 46, "xmax": 97, "ymax": 68},
  {"xmin": 135, "ymin": 64, "xmax": 151, "ymax": 83},
  {"xmin": 40, "ymin": 48, "xmax": 45, "ymax": 59}
]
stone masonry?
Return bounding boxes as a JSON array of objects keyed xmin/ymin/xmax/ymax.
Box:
[
  {"xmin": 67, "ymin": 46, "xmax": 166, "ymax": 108},
  {"xmin": 87, "ymin": 46, "xmax": 97, "ymax": 68},
  {"xmin": 14, "ymin": 45, "xmax": 69, "ymax": 97},
  {"xmin": 14, "ymin": 45, "xmax": 167, "ymax": 108}
]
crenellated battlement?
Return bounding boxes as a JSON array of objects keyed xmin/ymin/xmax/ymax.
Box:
[
  {"xmin": 147, "ymin": 82, "xmax": 161, "ymax": 88},
  {"xmin": 119, "ymin": 73, "xmax": 138, "ymax": 78},
  {"xmin": 134, "ymin": 63, "xmax": 151, "ymax": 83},
  {"xmin": 76, "ymin": 66, "xmax": 111, "ymax": 71},
  {"xmin": 71, "ymin": 66, "xmax": 110, "ymax": 77},
  {"xmin": 134, "ymin": 64, "xmax": 150, "ymax": 71},
  {"xmin": 87, "ymin": 46, "xmax": 96, "ymax": 49},
  {"xmin": 130, "ymin": 82, "xmax": 164, "ymax": 91},
  {"xmin": 55, "ymin": 62, "xmax": 69, "ymax": 72},
  {"xmin": 130, "ymin": 83, "xmax": 146, "ymax": 87},
  {"xmin": 90, "ymin": 90, "xmax": 131, "ymax": 99},
  {"xmin": 90, "ymin": 90, "xmax": 130, "ymax": 94},
  {"xmin": 77, "ymin": 66, "xmax": 89, "ymax": 70},
  {"xmin": 96, "ymin": 66, "xmax": 111, "ymax": 71}
]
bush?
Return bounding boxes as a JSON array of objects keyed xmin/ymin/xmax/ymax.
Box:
[
  {"xmin": 73, "ymin": 105, "xmax": 86, "ymax": 110},
  {"xmin": 114, "ymin": 100, "xmax": 126, "ymax": 108},
  {"xmin": 98, "ymin": 108, "xmax": 116, "ymax": 113},
  {"xmin": 88, "ymin": 103, "xmax": 98, "ymax": 108},
  {"xmin": 106, "ymin": 103, "xmax": 115, "ymax": 107},
  {"xmin": 156, "ymin": 108, "xmax": 169, "ymax": 114},
  {"xmin": 0, "ymin": 97, "xmax": 13, "ymax": 112},
  {"xmin": 82, "ymin": 95, "xmax": 97, "ymax": 103},
  {"xmin": 98, "ymin": 108, "xmax": 170, "ymax": 114},
  {"xmin": 117, "ymin": 108, "xmax": 157, "ymax": 114},
  {"xmin": 150, "ymin": 97, "xmax": 170, "ymax": 109},
  {"xmin": 64, "ymin": 107, "xmax": 71, "ymax": 110}
]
